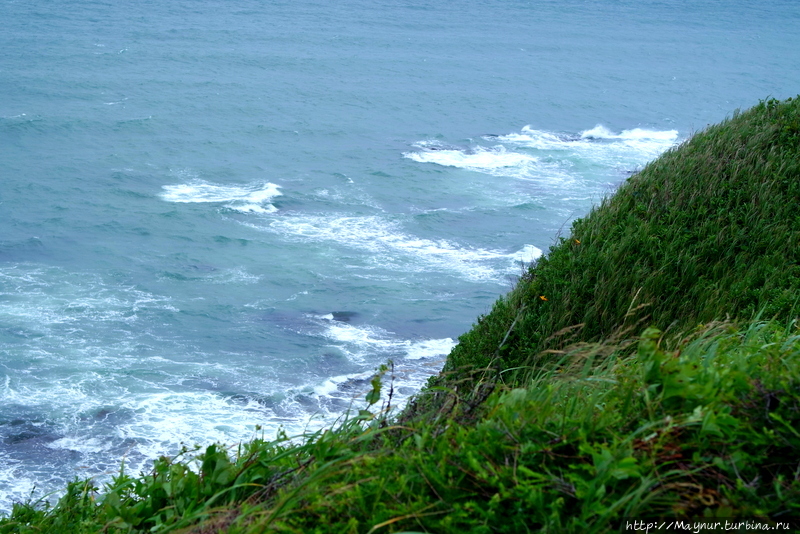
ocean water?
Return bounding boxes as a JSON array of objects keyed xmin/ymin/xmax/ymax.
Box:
[{"xmin": 1, "ymin": 0, "xmax": 799, "ymax": 510}]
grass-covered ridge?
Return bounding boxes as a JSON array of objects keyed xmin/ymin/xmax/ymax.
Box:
[
  {"xmin": 444, "ymin": 96, "xmax": 800, "ymax": 383},
  {"xmin": 2, "ymin": 97, "xmax": 800, "ymax": 533}
]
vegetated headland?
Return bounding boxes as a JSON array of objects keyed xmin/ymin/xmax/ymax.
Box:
[{"xmin": 2, "ymin": 97, "xmax": 800, "ymax": 533}]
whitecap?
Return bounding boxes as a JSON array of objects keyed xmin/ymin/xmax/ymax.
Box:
[
  {"xmin": 257, "ymin": 215, "xmax": 508, "ymax": 282},
  {"xmin": 296, "ymin": 317, "xmax": 457, "ymax": 413},
  {"xmin": 510, "ymin": 244, "xmax": 543, "ymax": 264},
  {"xmin": 493, "ymin": 124, "xmax": 680, "ymax": 168},
  {"xmin": 312, "ymin": 371, "xmax": 373, "ymax": 397},
  {"xmin": 494, "ymin": 127, "xmax": 575, "ymax": 149},
  {"xmin": 318, "ymin": 320, "xmax": 398, "ymax": 362},
  {"xmin": 303, "ymin": 359, "xmax": 447, "ymax": 415},
  {"xmin": 403, "ymin": 140, "xmax": 572, "ymax": 184},
  {"xmin": 405, "ymin": 145, "xmax": 536, "ymax": 170},
  {"xmin": 404, "ymin": 338, "xmax": 457, "ymax": 360},
  {"xmin": 160, "ymin": 180, "xmax": 281, "ymax": 213},
  {"xmin": 313, "ymin": 314, "xmax": 455, "ymax": 363},
  {"xmin": 579, "ymin": 125, "xmax": 679, "ymax": 141}
]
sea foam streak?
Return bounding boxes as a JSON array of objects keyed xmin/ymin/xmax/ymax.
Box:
[
  {"xmin": 511, "ymin": 244, "xmax": 544, "ymax": 264},
  {"xmin": 160, "ymin": 180, "xmax": 282, "ymax": 213},
  {"xmin": 405, "ymin": 143, "xmax": 537, "ymax": 170},
  {"xmin": 579, "ymin": 125, "xmax": 679, "ymax": 141},
  {"xmin": 299, "ymin": 314, "xmax": 457, "ymax": 412},
  {"xmin": 258, "ymin": 215, "xmax": 541, "ymax": 282},
  {"xmin": 313, "ymin": 314, "xmax": 456, "ymax": 364},
  {"xmin": 497, "ymin": 125, "xmax": 680, "ymax": 163},
  {"xmin": 405, "ymin": 125, "xmax": 680, "ymax": 180},
  {"xmin": 403, "ymin": 141, "xmax": 569, "ymax": 183}
]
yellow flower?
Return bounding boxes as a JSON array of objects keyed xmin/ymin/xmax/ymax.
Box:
[
  {"xmin": 539, "ymin": 295, "xmax": 548, "ymax": 301},
  {"xmin": 574, "ymin": 239, "xmax": 581, "ymax": 245}
]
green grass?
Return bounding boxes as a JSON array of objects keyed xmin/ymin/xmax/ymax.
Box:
[
  {"xmin": 3, "ymin": 320, "xmax": 800, "ymax": 533},
  {"xmin": 2, "ymin": 97, "xmax": 800, "ymax": 533},
  {"xmin": 443, "ymin": 96, "xmax": 800, "ymax": 384}
]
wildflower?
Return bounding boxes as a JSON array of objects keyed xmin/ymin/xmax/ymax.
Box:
[
  {"xmin": 574, "ymin": 239, "xmax": 581, "ymax": 244},
  {"xmin": 539, "ymin": 295, "xmax": 548, "ymax": 301}
]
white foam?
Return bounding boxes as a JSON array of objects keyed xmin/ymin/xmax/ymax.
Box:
[
  {"xmin": 326, "ymin": 358, "xmax": 447, "ymax": 413},
  {"xmin": 112, "ymin": 391, "xmax": 267, "ymax": 457},
  {"xmin": 315, "ymin": 315, "xmax": 455, "ymax": 363},
  {"xmin": 0, "ymin": 452, "xmax": 38, "ymax": 514},
  {"xmin": 406, "ymin": 144, "xmax": 537, "ymax": 170},
  {"xmin": 160, "ymin": 180, "xmax": 281, "ymax": 213},
  {"xmin": 403, "ymin": 142, "xmax": 572, "ymax": 184},
  {"xmin": 510, "ymin": 244, "xmax": 543, "ymax": 264},
  {"xmin": 0, "ymin": 387, "xmax": 339, "ymax": 514},
  {"xmin": 0, "ymin": 378, "xmax": 95, "ymax": 411},
  {"xmin": 207, "ymin": 267, "xmax": 261, "ymax": 285},
  {"xmin": 495, "ymin": 128, "xmax": 572, "ymax": 150},
  {"xmin": 312, "ymin": 371, "xmax": 373, "ymax": 397},
  {"xmin": 488, "ymin": 124, "xmax": 680, "ymax": 174},
  {"xmin": 46, "ymin": 436, "xmax": 111, "ymax": 454},
  {"xmin": 285, "ymin": 290, "xmax": 309, "ymax": 302},
  {"xmin": 319, "ymin": 321, "xmax": 398, "ymax": 362},
  {"xmin": 230, "ymin": 203, "xmax": 277, "ymax": 214},
  {"xmin": 494, "ymin": 124, "xmax": 680, "ymax": 165},
  {"xmin": 404, "ymin": 338, "xmax": 457, "ymax": 360},
  {"xmin": 580, "ymin": 125, "xmax": 679, "ymax": 141},
  {"xmin": 578, "ymin": 125, "xmax": 616, "ymax": 140},
  {"xmin": 0, "ymin": 265, "xmax": 178, "ymax": 338},
  {"xmin": 259, "ymin": 215, "xmax": 509, "ymax": 282}
]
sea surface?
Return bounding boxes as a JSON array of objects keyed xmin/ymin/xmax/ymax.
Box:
[{"xmin": 1, "ymin": 0, "xmax": 799, "ymax": 511}]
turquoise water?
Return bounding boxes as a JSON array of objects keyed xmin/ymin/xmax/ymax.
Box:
[{"xmin": 1, "ymin": 0, "xmax": 799, "ymax": 510}]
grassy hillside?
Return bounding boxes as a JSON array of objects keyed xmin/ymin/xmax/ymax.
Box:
[
  {"xmin": 2, "ymin": 97, "xmax": 799, "ymax": 533},
  {"xmin": 444, "ymin": 96, "xmax": 800, "ymax": 384}
]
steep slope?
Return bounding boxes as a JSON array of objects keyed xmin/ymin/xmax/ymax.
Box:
[
  {"xmin": 2, "ymin": 97, "xmax": 800, "ymax": 534},
  {"xmin": 445, "ymin": 97, "xmax": 800, "ymax": 383}
]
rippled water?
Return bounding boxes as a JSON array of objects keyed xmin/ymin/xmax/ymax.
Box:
[{"xmin": 1, "ymin": 0, "xmax": 799, "ymax": 510}]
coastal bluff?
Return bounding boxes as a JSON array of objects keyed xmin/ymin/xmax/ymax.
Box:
[{"xmin": 3, "ymin": 97, "xmax": 800, "ymax": 533}]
